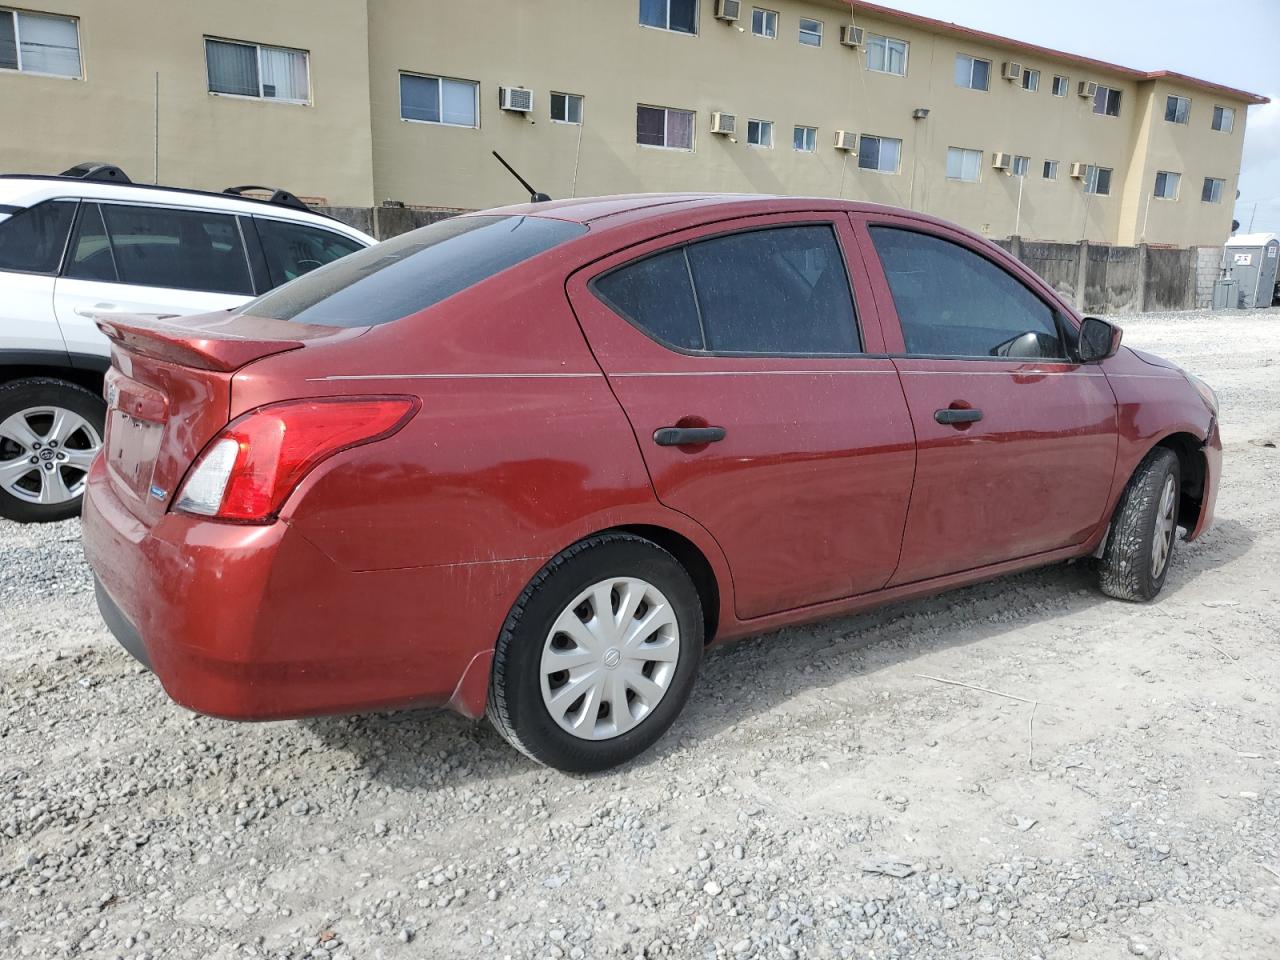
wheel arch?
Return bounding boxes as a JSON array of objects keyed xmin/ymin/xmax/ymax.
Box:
[
  {"xmin": 1152, "ymin": 430, "xmax": 1207, "ymax": 534},
  {"xmin": 612, "ymin": 523, "xmax": 722, "ymax": 644},
  {"xmin": 0, "ymin": 364, "xmax": 105, "ymax": 396}
]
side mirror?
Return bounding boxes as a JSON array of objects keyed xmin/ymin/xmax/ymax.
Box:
[{"xmin": 1077, "ymin": 316, "xmax": 1123, "ymax": 363}]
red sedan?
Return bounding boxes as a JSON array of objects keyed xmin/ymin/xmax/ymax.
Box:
[{"xmin": 82, "ymin": 195, "xmax": 1221, "ymax": 771}]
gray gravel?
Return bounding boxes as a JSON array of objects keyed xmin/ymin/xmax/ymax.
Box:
[{"xmin": 1, "ymin": 308, "xmax": 1278, "ymax": 960}]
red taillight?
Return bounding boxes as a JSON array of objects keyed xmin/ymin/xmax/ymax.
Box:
[{"xmin": 174, "ymin": 397, "xmax": 418, "ymax": 522}]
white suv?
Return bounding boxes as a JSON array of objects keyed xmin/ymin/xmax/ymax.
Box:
[{"xmin": 0, "ymin": 165, "xmax": 375, "ymax": 523}]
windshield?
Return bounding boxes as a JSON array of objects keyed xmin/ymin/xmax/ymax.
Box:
[{"xmin": 240, "ymin": 214, "xmax": 587, "ymax": 327}]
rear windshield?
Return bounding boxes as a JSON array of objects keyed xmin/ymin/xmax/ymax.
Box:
[{"xmin": 241, "ymin": 214, "xmax": 587, "ymax": 326}]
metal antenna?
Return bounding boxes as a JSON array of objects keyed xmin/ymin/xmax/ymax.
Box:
[{"xmin": 492, "ymin": 151, "xmax": 552, "ymax": 203}]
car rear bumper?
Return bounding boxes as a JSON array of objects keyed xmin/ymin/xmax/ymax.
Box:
[{"xmin": 82, "ymin": 458, "xmax": 540, "ymax": 721}]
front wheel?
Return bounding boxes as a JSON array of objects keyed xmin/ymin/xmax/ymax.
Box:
[
  {"xmin": 1098, "ymin": 447, "xmax": 1181, "ymax": 602},
  {"xmin": 487, "ymin": 534, "xmax": 704, "ymax": 772}
]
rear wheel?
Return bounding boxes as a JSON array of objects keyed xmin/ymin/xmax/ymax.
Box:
[
  {"xmin": 1098, "ymin": 447, "xmax": 1180, "ymax": 602},
  {"xmin": 0, "ymin": 378, "xmax": 105, "ymax": 523},
  {"xmin": 487, "ymin": 534, "xmax": 703, "ymax": 772}
]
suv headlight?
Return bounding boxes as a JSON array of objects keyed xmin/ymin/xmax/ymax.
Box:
[{"xmin": 1184, "ymin": 371, "xmax": 1219, "ymax": 415}]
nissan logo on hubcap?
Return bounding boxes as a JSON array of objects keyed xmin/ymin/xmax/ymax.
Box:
[{"xmin": 602, "ymin": 648, "xmax": 621, "ymax": 670}]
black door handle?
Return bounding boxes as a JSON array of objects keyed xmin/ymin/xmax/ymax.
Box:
[
  {"xmin": 934, "ymin": 408, "xmax": 983, "ymax": 425},
  {"xmin": 653, "ymin": 426, "xmax": 727, "ymax": 446}
]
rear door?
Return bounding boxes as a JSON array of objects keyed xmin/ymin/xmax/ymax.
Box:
[
  {"xmin": 568, "ymin": 212, "xmax": 916, "ymax": 620},
  {"xmin": 53, "ymin": 202, "xmax": 256, "ymax": 356},
  {"xmin": 0, "ymin": 200, "xmax": 77, "ymax": 357},
  {"xmin": 857, "ymin": 214, "xmax": 1118, "ymax": 584}
]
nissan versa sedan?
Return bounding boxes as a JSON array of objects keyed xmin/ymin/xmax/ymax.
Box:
[{"xmin": 82, "ymin": 195, "xmax": 1221, "ymax": 772}]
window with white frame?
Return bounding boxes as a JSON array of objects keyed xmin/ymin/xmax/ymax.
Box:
[
  {"xmin": 639, "ymin": 0, "xmax": 698, "ymax": 34},
  {"xmin": 550, "ymin": 92, "xmax": 583, "ymax": 124},
  {"xmin": 637, "ymin": 104, "xmax": 695, "ymax": 149},
  {"xmin": 798, "ymin": 17, "xmax": 822, "ymax": 46},
  {"xmin": 400, "ymin": 72, "xmax": 478, "ymax": 126},
  {"xmin": 206, "ymin": 38, "xmax": 309, "ymax": 103},
  {"xmin": 1042, "ymin": 159, "xmax": 1058, "ymax": 180},
  {"xmin": 751, "ymin": 7, "xmax": 777, "ymax": 38},
  {"xmin": 866, "ymin": 34, "xmax": 908, "ymax": 75},
  {"xmin": 793, "ymin": 125, "xmax": 817, "ymax": 152},
  {"xmin": 1164, "ymin": 94, "xmax": 1190, "ymax": 124},
  {"xmin": 1211, "ymin": 105, "xmax": 1235, "ymax": 132},
  {"xmin": 954, "ymin": 54, "xmax": 990, "ymax": 91},
  {"xmin": 1051, "ymin": 74, "xmax": 1068, "ymax": 97},
  {"xmin": 747, "ymin": 119, "xmax": 773, "ymax": 147},
  {"xmin": 858, "ymin": 135, "xmax": 901, "ymax": 173},
  {"xmin": 946, "ymin": 147, "xmax": 982, "ymax": 182},
  {"xmin": 1153, "ymin": 170, "xmax": 1181, "ymax": 199},
  {"xmin": 1084, "ymin": 165, "xmax": 1113, "ymax": 195},
  {"xmin": 1011, "ymin": 155, "xmax": 1031, "ymax": 177},
  {"xmin": 1021, "ymin": 68, "xmax": 1039, "ymax": 92},
  {"xmin": 1202, "ymin": 177, "xmax": 1225, "ymax": 203},
  {"xmin": 1092, "ymin": 84, "xmax": 1121, "ymax": 117},
  {"xmin": 0, "ymin": 7, "xmax": 80, "ymax": 77}
]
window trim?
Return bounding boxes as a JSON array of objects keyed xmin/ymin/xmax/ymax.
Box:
[
  {"xmin": 1020, "ymin": 68, "xmax": 1040, "ymax": 92},
  {"xmin": 1164, "ymin": 94, "xmax": 1191, "ymax": 125},
  {"xmin": 798, "ymin": 16, "xmax": 823, "ymax": 46},
  {"xmin": 1091, "ymin": 84, "xmax": 1122, "ymax": 118},
  {"xmin": 1201, "ymin": 177, "xmax": 1225, "ymax": 204},
  {"xmin": 1050, "ymin": 74, "xmax": 1069, "ymax": 97},
  {"xmin": 1153, "ymin": 170, "xmax": 1181, "ymax": 201},
  {"xmin": 0, "ymin": 7, "xmax": 82, "ymax": 80},
  {"xmin": 549, "ymin": 91, "xmax": 584, "ymax": 125},
  {"xmin": 751, "ymin": 6, "xmax": 778, "ymax": 38},
  {"xmin": 793, "ymin": 125, "xmax": 818, "ymax": 153},
  {"xmin": 954, "ymin": 53, "xmax": 991, "ymax": 91},
  {"xmin": 636, "ymin": 103, "xmax": 696, "ymax": 151},
  {"xmin": 1211, "ymin": 104, "xmax": 1235, "ymax": 133},
  {"xmin": 746, "ymin": 118, "xmax": 774, "ymax": 149},
  {"xmin": 587, "ymin": 219, "xmax": 866, "ymax": 359},
  {"xmin": 1084, "ymin": 164, "xmax": 1114, "ymax": 196},
  {"xmin": 639, "ymin": 0, "xmax": 700, "ymax": 35},
  {"xmin": 1042, "ymin": 159, "xmax": 1059, "ymax": 180},
  {"xmin": 398, "ymin": 70, "xmax": 481, "ymax": 128},
  {"xmin": 204, "ymin": 36, "xmax": 311, "ymax": 106},
  {"xmin": 858, "ymin": 134, "xmax": 902, "ymax": 174},
  {"xmin": 865, "ymin": 33, "xmax": 908, "ymax": 76},
  {"xmin": 1011, "ymin": 155, "xmax": 1031, "ymax": 178},
  {"xmin": 945, "ymin": 146, "xmax": 983, "ymax": 183}
]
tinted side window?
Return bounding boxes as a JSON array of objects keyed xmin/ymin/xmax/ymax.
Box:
[
  {"xmin": 65, "ymin": 203, "xmax": 118, "ymax": 281},
  {"xmin": 0, "ymin": 200, "xmax": 76, "ymax": 274},
  {"xmin": 594, "ymin": 224, "xmax": 861, "ymax": 355},
  {"xmin": 97, "ymin": 204, "xmax": 253, "ymax": 295},
  {"xmin": 869, "ymin": 227, "xmax": 1064, "ymax": 359},
  {"xmin": 255, "ymin": 218, "xmax": 365, "ymax": 286}
]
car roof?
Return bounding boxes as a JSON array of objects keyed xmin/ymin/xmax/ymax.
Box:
[{"xmin": 0, "ymin": 176, "xmax": 374, "ymax": 242}]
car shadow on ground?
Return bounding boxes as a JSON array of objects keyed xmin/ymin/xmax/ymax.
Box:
[{"xmin": 302, "ymin": 517, "xmax": 1255, "ymax": 787}]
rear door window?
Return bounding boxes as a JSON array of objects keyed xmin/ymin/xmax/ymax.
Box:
[
  {"xmin": 65, "ymin": 203, "xmax": 118, "ymax": 281},
  {"xmin": 243, "ymin": 215, "xmax": 587, "ymax": 326},
  {"xmin": 94, "ymin": 204, "xmax": 253, "ymax": 295},
  {"xmin": 593, "ymin": 224, "xmax": 861, "ymax": 355},
  {"xmin": 0, "ymin": 200, "xmax": 76, "ymax": 274},
  {"xmin": 254, "ymin": 218, "xmax": 365, "ymax": 286}
]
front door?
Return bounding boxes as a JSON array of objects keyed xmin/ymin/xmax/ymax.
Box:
[
  {"xmin": 857, "ymin": 216, "xmax": 1118, "ymax": 585},
  {"xmin": 568, "ymin": 212, "xmax": 916, "ymax": 620}
]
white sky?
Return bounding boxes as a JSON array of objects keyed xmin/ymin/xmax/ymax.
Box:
[{"xmin": 863, "ymin": 0, "xmax": 1280, "ymax": 235}]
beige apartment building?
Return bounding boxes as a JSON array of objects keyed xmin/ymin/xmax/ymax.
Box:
[{"xmin": 0, "ymin": 0, "xmax": 1267, "ymax": 246}]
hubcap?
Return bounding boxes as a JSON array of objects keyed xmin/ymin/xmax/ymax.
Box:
[
  {"xmin": 0, "ymin": 406, "xmax": 101, "ymax": 506},
  {"xmin": 1150, "ymin": 474, "xmax": 1178, "ymax": 578},
  {"xmin": 540, "ymin": 577, "xmax": 680, "ymax": 741}
]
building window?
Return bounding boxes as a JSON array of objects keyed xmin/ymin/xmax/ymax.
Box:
[
  {"xmin": 866, "ymin": 34, "xmax": 908, "ymax": 75},
  {"xmin": 1202, "ymin": 177, "xmax": 1225, "ymax": 203},
  {"xmin": 946, "ymin": 147, "xmax": 982, "ymax": 182},
  {"xmin": 793, "ymin": 125, "xmax": 817, "ymax": 152},
  {"xmin": 637, "ymin": 104, "xmax": 695, "ymax": 149},
  {"xmin": 0, "ymin": 7, "xmax": 80, "ymax": 77},
  {"xmin": 1021, "ymin": 68, "xmax": 1040, "ymax": 92},
  {"xmin": 1153, "ymin": 171, "xmax": 1181, "ymax": 199},
  {"xmin": 550, "ymin": 92, "xmax": 583, "ymax": 124},
  {"xmin": 858, "ymin": 135, "xmax": 901, "ymax": 173},
  {"xmin": 1084, "ymin": 165, "xmax": 1113, "ymax": 195},
  {"xmin": 798, "ymin": 17, "xmax": 822, "ymax": 46},
  {"xmin": 1164, "ymin": 94, "xmax": 1190, "ymax": 124},
  {"xmin": 747, "ymin": 119, "xmax": 773, "ymax": 148},
  {"xmin": 751, "ymin": 7, "xmax": 777, "ymax": 38},
  {"xmin": 1011, "ymin": 155, "xmax": 1031, "ymax": 177},
  {"xmin": 1212, "ymin": 105, "xmax": 1235, "ymax": 132},
  {"xmin": 954, "ymin": 54, "xmax": 991, "ymax": 91},
  {"xmin": 1092, "ymin": 84, "xmax": 1121, "ymax": 117},
  {"xmin": 1051, "ymin": 74, "xmax": 1068, "ymax": 97},
  {"xmin": 1042, "ymin": 159, "xmax": 1058, "ymax": 180},
  {"xmin": 400, "ymin": 73, "xmax": 478, "ymax": 126},
  {"xmin": 206, "ymin": 38, "xmax": 309, "ymax": 103},
  {"xmin": 639, "ymin": 0, "xmax": 698, "ymax": 35}
]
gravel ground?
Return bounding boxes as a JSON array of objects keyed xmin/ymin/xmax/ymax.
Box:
[{"xmin": 1, "ymin": 308, "xmax": 1278, "ymax": 960}]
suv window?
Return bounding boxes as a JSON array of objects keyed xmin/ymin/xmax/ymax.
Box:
[
  {"xmin": 254, "ymin": 218, "xmax": 365, "ymax": 286},
  {"xmin": 0, "ymin": 200, "xmax": 76, "ymax": 274},
  {"xmin": 869, "ymin": 227, "xmax": 1064, "ymax": 359},
  {"xmin": 244, "ymin": 215, "xmax": 587, "ymax": 327},
  {"xmin": 594, "ymin": 224, "xmax": 861, "ymax": 355},
  {"xmin": 74, "ymin": 204, "xmax": 254, "ymax": 295}
]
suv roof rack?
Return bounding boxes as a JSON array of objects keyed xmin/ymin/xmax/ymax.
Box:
[
  {"xmin": 222, "ymin": 184, "xmax": 310, "ymax": 212},
  {"xmin": 59, "ymin": 162, "xmax": 132, "ymax": 183}
]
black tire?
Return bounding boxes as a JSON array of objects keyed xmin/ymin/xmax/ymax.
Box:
[
  {"xmin": 0, "ymin": 377, "xmax": 106, "ymax": 524},
  {"xmin": 1098, "ymin": 447, "xmax": 1181, "ymax": 602},
  {"xmin": 487, "ymin": 533, "xmax": 704, "ymax": 772}
]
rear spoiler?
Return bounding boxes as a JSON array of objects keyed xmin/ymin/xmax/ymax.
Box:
[{"xmin": 95, "ymin": 312, "xmax": 306, "ymax": 373}]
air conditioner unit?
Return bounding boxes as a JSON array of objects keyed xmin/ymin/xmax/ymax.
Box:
[
  {"xmin": 1001, "ymin": 62, "xmax": 1023, "ymax": 81},
  {"xmin": 1070, "ymin": 161, "xmax": 1089, "ymax": 179},
  {"xmin": 840, "ymin": 25, "xmax": 864, "ymax": 47},
  {"xmin": 499, "ymin": 86, "xmax": 534, "ymax": 113},
  {"xmin": 834, "ymin": 130, "xmax": 858, "ymax": 152},
  {"xmin": 715, "ymin": 0, "xmax": 741, "ymax": 22},
  {"xmin": 992, "ymin": 152, "xmax": 1012, "ymax": 170},
  {"xmin": 710, "ymin": 111, "xmax": 737, "ymax": 135},
  {"xmin": 1078, "ymin": 80, "xmax": 1098, "ymax": 98}
]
